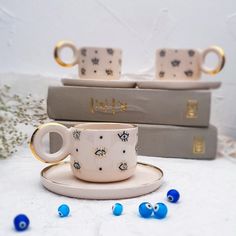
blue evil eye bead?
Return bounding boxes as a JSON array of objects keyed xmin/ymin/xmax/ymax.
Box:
[
  {"xmin": 112, "ymin": 203, "xmax": 123, "ymax": 216},
  {"xmin": 13, "ymin": 214, "xmax": 30, "ymax": 231},
  {"xmin": 58, "ymin": 204, "xmax": 70, "ymax": 217},
  {"xmin": 153, "ymin": 203, "xmax": 168, "ymax": 219},
  {"xmin": 167, "ymin": 189, "xmax": 180, "ymax": 203},
  {"xmin": 138, "ymin": 202, "xmax": 153, "ymax": 218}
]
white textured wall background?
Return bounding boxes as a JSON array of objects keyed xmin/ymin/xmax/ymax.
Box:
[{"xmin": 0, "ymin": 0, "xmax": 236, "ymax": 137}]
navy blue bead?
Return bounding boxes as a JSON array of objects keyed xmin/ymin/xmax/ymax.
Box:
[
  {"xmin": 58, "ymin": 204, "xmax": 70, "ymax": 217},
  {"xmin": 14, "ymin": 214, "xmax": 30, "ymax": 231},
  {"xmin": 167, "ymin": 189, "xmax": 180, "ymax": 203},
  {"xmin": 138, "ymin": 202, "xmax": 153, "ymax": 218},
  {"xmin": 112, "ymin": 203, "xmax": 123, "ymax": 216},
  {"xmin": 153, "ymin": 203, "xmax": 168, "ymax": 219}
]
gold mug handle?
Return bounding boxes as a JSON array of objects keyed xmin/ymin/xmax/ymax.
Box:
[
  {"xmin": 200, "ymin": 46, "xmax": 225, "ymax": 75},
  {"xmin": 54, "ymin": 41, "xmax": 78, "ymax": 67},
  {"xmin": 30, "ymin": 123, "xmax": 71, "ymax": 163}
]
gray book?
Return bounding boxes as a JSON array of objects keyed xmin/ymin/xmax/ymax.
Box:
[
  {"xmin": 47, "ymin": 86, "xmax": 211, "ymax": 127},
  {"xmin": 50, "ymin": 121, "xmax": 217, "ymax": 159}
]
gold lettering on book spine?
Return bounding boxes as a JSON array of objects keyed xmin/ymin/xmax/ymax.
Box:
[
  {"xmin": 89, "ymin": 98, "xmax": 128, "ymax": 115},
  {"xmin": 186, "ymin": 100, "xmax": 198, "ymax": 119},
  {"xmin": 192, "ymin": 136, "xmax": 205, "ymax": 154}
]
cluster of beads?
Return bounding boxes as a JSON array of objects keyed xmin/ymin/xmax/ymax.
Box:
[
  {"xmin": 139, "ymin": 202, "xmax": 168, "ymax": 219},
  {"xmin": 13, "ymin": 189, "xmax": 180, "ymax": 231},
  {"xmin": 13, "ymin": 204, "xmax": 71, "ymax": 231},
  {"xmin": 138, "ymin": 189, "xmax": 180, "ymax": 219}
]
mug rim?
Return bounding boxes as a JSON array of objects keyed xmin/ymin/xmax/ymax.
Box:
[
  {"xmin": 79, "ymin": 46, "xmax": 122, "ymax": 51},
  {"xmin": 74, "ymin": 122, "xmax": 137, "ymax": 131},
  {"xmin": 156, "ymin": 48, "xmax": 200, "ymax": 51}
]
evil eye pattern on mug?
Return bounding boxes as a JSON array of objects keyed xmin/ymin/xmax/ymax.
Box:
[
  {"xmin": 155, "ymin": 46, "xmax": 225, "ymax": 80},
  {"xmin": 54, "ymin": 41, "xmax": 122, "ymax": 80},
  {"xmin": 30, "ymin": 122, "xmax": 138, "ymax": 183}
]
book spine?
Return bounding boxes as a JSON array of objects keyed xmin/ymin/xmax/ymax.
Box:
[
  {"xmin": 47, "ymin": 86, "xmax": 211, "ymax": 127},
  {"xmin": 49, "ymin": 121, "xmax": 217, "ymax": 159}
]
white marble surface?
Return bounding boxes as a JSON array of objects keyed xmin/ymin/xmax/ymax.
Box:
[{"xmin": 0, "ymin": 147, "xmax": 236, "ymax": 236}]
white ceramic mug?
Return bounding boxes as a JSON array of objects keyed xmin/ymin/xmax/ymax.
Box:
[
  {"xmin": 30, "ymin": 122, "xmax": 138, "ymax": 183},
  {"xmin": 54, "ymin": 41, "xmax": 122, "ymax": 80},
  {"xmin": 155, "ymin": 46, "xmax": 225, "ymax": 80}
]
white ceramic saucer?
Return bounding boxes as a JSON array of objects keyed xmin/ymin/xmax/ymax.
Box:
[
  {"xmin": 41, "ymin": 162, "xmax": 164, "ymax": 200},
  {"xmin": 61, "ymin": 78, "xmax": 136, "ymax": 88},
  {"xmin": 137, "ymin": 80, "xmax": 221, "ymax": 90}
]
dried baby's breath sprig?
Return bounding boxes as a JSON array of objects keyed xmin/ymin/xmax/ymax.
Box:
[{"xmin": 0, "ymin": 85, "xmax": 48, "ymax": 158}]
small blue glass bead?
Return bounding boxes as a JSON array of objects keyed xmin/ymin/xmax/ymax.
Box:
[
  {"xmin": 153, "ymin": 203, "xmax": 168, "ymax": 219},
  {"xmin": 58, "ymin": 204, "xmax": 70, "ymax": 217},
  {"xmin": 14, "ymin": 214, "xmax": 30, "ymax": 231},
  {"xmin": 138, "ymin": 202, "xmax": 153, "ymax": 218},
  {"xmin": 112, "ymin": 203, "xmax": 123, "ymax": 216},
  {"xmin": 167, "ymin": 189, "xmax": 180, "ymax": 203}
]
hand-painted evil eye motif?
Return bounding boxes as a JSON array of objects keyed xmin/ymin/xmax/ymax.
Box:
[
  {"xmin": 95, "ymin": 148, "xmax": 107, "ymax": 157},
  {"xmin": 184, "ymin": 70, "xmax": 193, "ymax": 77},
  {"xmin": 153, "ymin": 203, "xmax": 168, "ymax": 219},
  {"xmin": 73, "ymin": 161, "xmax": 81, "ymax": 170},
  {"xmin": 138, "ymin": 202, "xmax": 153, "ymax": 218},
  {"xmin": 72, "ymin": 130, "xmax": 81, "ymax": 140},
  {"xmin": 188, "ymin": 50, "xmax": 195, "ymax": 57},
  {"xmin": 118, "ymin": 131, "xmax": 129, "ymax": 142},
  {"xmin": 171, "ymin": 60, "xmax": 181, "ymax": 67},
  {"xmin": 119, "ymin": 162, "xmax": 128, "ymax": 171},
  {"xmin": 91, "ymin": 57, "xmax": 99, "ymax": 65},
  {"xmin": 107, "ymin": 48, "xmax": 114, "ymax": 55}
]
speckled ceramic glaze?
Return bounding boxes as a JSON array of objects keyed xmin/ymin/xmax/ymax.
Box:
[
  {"xmin": 30, "ymin": 123, "xmax": 138, "ymax": 182},
  {"xmin": 155, "ymin": 46, "xmax": 225, "ymax": 80},
  {"xmin": 54, "ymin": 41, "xmax": 122, "ymax": 80}
]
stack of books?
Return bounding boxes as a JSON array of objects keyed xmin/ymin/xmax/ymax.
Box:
[{"xmin": 48, "ymin": 85, "xmax": 217, "ymax": 159}]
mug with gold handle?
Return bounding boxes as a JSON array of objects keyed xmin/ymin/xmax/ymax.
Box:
[
  {"xmin": 30, "ymin": 122, "xmax": 138, "ymax": 183},
  {"xmin": 155, "ymin": 46, "xmax": 225, "ymax": 80},
  {"xmin": 54, "ymin": 41, "xmax": 122, "ymax": 80}
]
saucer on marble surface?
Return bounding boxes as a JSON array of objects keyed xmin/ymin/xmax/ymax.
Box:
[
  {"xmin": 61, "ymin": 78, "xmax": 136, "ymax": 88},
  {"xmin": 41, "ymin": 162, "xmax": 164, "ymax": 200},
  {"xmin": 137, "ymin": 80, "xmax": 221, "ymax": 90}
]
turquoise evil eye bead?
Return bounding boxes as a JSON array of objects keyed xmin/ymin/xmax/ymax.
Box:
[
  {"xmin": 13, "ymin": 214, "xmax": 30, "ymax": 231},
  {"xmin": 153, "ymin": 203, "xmax": 168, "ymax": 219},
  {"xmin": 112, "ymin": 203, "xmax": 123, "ymax": 216},
  {"xmin": 58, "ymin": 204, "xmax": 70, "ymax": 217},
  {"xmin": 138, "ymin": 202, "xmax": 153, "ymax": 218},
  {"xmin": 167, "ymin": 189, "xmax": 180, "ymax": 203}
]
